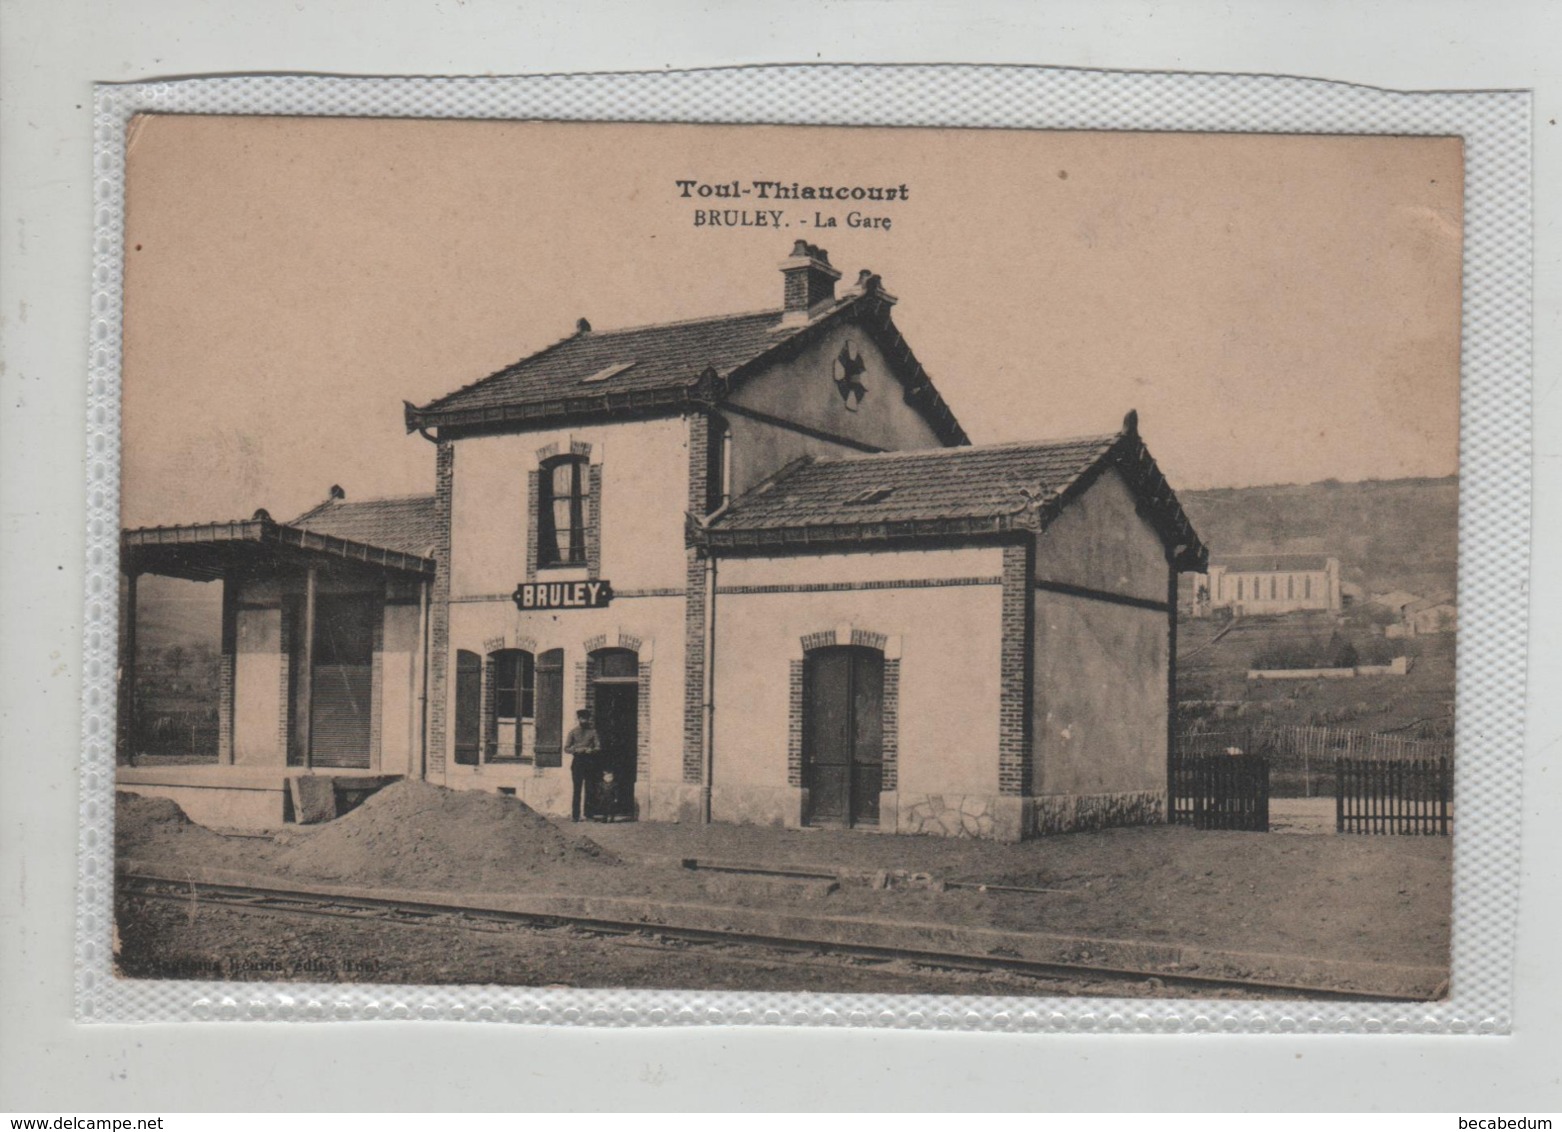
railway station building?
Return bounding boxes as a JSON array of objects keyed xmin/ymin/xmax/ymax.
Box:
[{"xmin": 118, "ymin": 242, "xmax": 1207, "ymax": 839}]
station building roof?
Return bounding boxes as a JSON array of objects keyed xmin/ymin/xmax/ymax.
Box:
[
  {"xmin": 700, "ymin": 411, "xmax": 1207, "ymax": 571},
  {"xmin": 404, "ymin": 282, "xmax": 968, "ymax": 447}
]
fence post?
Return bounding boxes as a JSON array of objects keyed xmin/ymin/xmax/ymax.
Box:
[
  {"xmin": 1338, "ymin": 756, "xmax": 1345, "ymax": 834},
  {"xmin": 1438, "ymin": 756, "xmax": 1450, "ymax": 835},
  {"xmin": 1372, "ymin": 757, "xmax": 1381, "ymax": 835},
  {"xmin": 1399, "ymin": 760, "xmax": 1407, "ymax": 835},
  {"xmin": 1419, "ymin": 756, "xmax": 1428, "ymax": 835},
  {"xmin": 1259, "ymin": 756, "xmax": 1270, "ymax": 832},
  {"xmin": 1380, "ymin": 757, "xmax": 1388, "ymax": 835}
]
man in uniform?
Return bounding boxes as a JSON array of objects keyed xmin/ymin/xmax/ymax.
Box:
[{"xmin": 565, "ymin": 707, "xmax": 601, "ymax": 822}]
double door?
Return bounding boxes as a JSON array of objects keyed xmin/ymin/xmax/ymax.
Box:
[{"xmin": 803, "ymin": 646, "xmax": 884, "ymax": 827}]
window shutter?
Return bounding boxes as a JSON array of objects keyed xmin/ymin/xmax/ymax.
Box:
[
  {"xmin": 482, "ymin": 654, "xmax": 497, "ymax": 763},
  {"xmin": 526, "ymin": 469, "xmax": 540, "ymax": 581},
  {"xmin": 534, "ymin": 648, "xmax": 565, "ymax": 767},
  {"xmin": 454, "ymin": 650, "xmax": 481, "ymax": 766}
]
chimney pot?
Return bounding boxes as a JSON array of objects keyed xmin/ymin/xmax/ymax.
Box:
[
  {"xmin": 780, "ymin": 242, "xmax": 841, "ymax": 320},
  {"xmin": 576, "ymin": 317, "xmax": 592, "ymax": 334},
  {"xmin": 329, "ymin": 484, "xmax": 346, "ymax": 501}
]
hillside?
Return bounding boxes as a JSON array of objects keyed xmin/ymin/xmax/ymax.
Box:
[
  {"xmin": 1177, "ymin": 476, "xmax": 1458, "ymax": 600},
  {"xmin": 130, "ymin": 575, "xmax": 222, "ymax": 653}
]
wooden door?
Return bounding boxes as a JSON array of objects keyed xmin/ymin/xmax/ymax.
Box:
[
  {"xmin": 849, "ymin": 649, "xmax": 884, "ymax": 824},
  {"xmin": 803, "ymin": 646, "xmax": 884, "ymax": 827},
  {"xmin": 593, "ymin": 682, "xmax": 638, "ymax": 817}
]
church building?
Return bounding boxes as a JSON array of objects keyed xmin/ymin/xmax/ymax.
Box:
[{"xmin": 118, "ymin": 242, "xmax": 1206, "ymax": 840}]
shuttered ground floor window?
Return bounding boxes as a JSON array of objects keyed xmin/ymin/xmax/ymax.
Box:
[{"xmin": 455, "ymin": 646, "xmax": 563, "ymax": 768}]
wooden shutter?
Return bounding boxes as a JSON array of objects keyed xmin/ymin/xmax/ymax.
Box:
[
  {"xmin": 534, "ymin": 648, "xmax": 565, "ymax": 766},
  {"xmin": 454, "ymin": 649, "xmax": 481, "ymax": 766}
]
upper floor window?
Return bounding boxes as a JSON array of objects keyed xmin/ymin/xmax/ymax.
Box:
[{"xmin": 538, "ymin": 456, "xmax": 588, "ymax": 567}]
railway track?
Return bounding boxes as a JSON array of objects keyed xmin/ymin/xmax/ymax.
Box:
[{"xmin": 117, "ymin": 872, "xmax": 1421, "ymax": 1002}]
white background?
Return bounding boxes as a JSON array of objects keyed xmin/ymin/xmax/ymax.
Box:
[{"xmin": 2, "ymin": 0, "xmax": 1559, "ymax": 1112}]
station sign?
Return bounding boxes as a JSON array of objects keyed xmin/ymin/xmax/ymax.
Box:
[{"xmin": 512, "ymin": 579, "xmax": 614, "ymax": 611}]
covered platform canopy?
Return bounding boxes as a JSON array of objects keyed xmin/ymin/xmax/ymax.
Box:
[
  {"xmin": 117, "ymin": 500, "xmax": 438, "ymax": 769},
  {"xmin": 121, "ymin": 510, "xmax": 436, "ymax": 582}
]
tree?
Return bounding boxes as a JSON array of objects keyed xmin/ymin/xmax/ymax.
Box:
[{"xmin": 163, "ymin": 644, "xmax": 189, "ymax": 682}]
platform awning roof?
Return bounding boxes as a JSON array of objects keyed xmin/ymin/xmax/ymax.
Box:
[{"xmin": 121, "ymin": 514, "xmax": 436, "ymax": 582}]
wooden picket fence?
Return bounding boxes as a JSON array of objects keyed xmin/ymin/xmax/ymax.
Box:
[
  {"xmin": 1170, "ymin": 752, "xmax": 1270, "ymax": 832},
  {"xmin": 1335, "ymin": 755, "xmax": 1451, "ymax": 835}
]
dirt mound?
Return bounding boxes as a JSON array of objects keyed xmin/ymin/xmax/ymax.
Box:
[
  {"xmin": 273, "ymin": 780, "xmax": 614, "ymax": 890},
  {"xmin": 116, "ymin": 790, "xmax": 230, "ymax": 860}
]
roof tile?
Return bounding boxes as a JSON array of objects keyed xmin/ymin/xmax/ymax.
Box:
[
  {"xmin": 418, "ymin": 304, "xmax": 846, "ymax": 416},
  {"xmin": 710, "ymin": 434, "xmax": 1120, "ymax": 530},
  {"xmin": 291, "ymin": 495, "xmax": 440, "ymax": 557}
]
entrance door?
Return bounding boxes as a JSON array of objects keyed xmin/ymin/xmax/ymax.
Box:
[
  {"xmin": 592, "ymin": 648, "xmax": 639, "ymax": 819},
  {"xmin": 803, "ymin": 645, "xmax": 884, "ymax": 827},
  {"xmin": 307, "ymin": 593, "xmax": 376, "ymax": 769}
]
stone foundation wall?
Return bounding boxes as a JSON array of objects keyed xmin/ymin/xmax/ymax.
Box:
[
  {"xmin": 442, "ymin": 764, "xmax": 573, "ymax": 816},
  {"xmin": 637, "ymin": 779, "xmax": 706, "ymax": 824},
  {"xmin": 881, "ymin": 789, "xmax": 1164, "ymax": 840},
  {"xmin": 1026, "ymin": 790, "xmax": 1165, "ymax": 836},
  {"xmin": 710, "ymin": 783, "xmax": 804, "ymax": 829},
  {"xmin": 889, "ymin": 792, "xmax": 1024, "ymax": 841},
  {"xmin": 515, "ymin": 772, "xmax": 572, "ymax": 816}
]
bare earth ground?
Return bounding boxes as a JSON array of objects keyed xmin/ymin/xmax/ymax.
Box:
[{"xmin": 113, "ymin": 784, "xmax": 1451, "ymax": 995}]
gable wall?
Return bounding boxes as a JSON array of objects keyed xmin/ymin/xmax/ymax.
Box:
[
  {"xmin": 725, "ymin": 322, "xmax": 947, "ymax": 496},
  {"xmin": 1029, "ymin": 467, "xmax": 1173, "ymax": 799},
  {"xmin": 1032, "ymin": 467, "xmax": 1169, "ymax": 604}
]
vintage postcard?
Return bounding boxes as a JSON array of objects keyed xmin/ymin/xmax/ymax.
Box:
[{"xmin": 91, "ymin": 77, "xmax": 1522, "ymax": 1028}]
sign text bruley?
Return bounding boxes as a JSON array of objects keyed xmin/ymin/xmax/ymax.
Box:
[{"xmin": 512, "ymin": 579, "xmax": 614, "ymax": 611}]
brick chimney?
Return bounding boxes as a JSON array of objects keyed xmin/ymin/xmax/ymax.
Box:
[{"xmin": 779, "ymin": 241, "xmax": 840, "ymax": 326}]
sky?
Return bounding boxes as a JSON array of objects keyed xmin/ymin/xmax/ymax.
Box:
[{"xmin": 119, "ymin": 117, "xmax": 1463, "ymax": 528}]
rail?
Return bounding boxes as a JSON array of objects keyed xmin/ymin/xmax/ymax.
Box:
[{"xmin": 119, "ymin": 870, "xmax": 1432, "ymax": 1002}]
